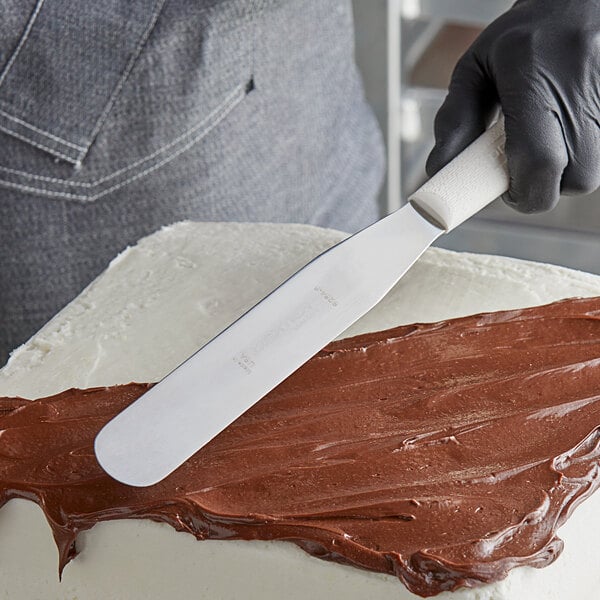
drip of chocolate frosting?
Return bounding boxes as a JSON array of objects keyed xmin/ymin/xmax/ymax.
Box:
[{"xmin": 1, "ymin": 297, "xmax": 600, "ymax": 597}]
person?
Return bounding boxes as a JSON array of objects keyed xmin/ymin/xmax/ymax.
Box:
[{"xmin": 0, "ymin": 0, "xmax": 598, "ymax": 366}]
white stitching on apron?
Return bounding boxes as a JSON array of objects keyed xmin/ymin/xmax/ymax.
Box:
[{"xmin": 0, "ymin": 82, "xmax": 247, "ymax": 200}]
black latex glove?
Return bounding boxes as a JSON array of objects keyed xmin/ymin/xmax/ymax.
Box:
[{"xmin": 426, "ymin": 0, "xmax": 600, "ymax": 213}]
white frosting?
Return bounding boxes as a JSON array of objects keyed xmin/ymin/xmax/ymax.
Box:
[{"xmin": 1, "ymin": 221, "xmax": 599, "ymax": 599}]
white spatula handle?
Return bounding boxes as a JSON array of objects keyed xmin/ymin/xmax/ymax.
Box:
[{"xmin": 409, "ymin": 119, "xmax": 508, "ymax": 232}]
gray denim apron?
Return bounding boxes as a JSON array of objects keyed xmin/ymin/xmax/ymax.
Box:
[{"xmin": 0, "ymin": 0, "xmax": 385, "ymax": 365}]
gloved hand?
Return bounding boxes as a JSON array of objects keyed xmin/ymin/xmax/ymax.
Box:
[{"xmin": 426, "ymin": 0, "xmax": 600, "ymax": 213}]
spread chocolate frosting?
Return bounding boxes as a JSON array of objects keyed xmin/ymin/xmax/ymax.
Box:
[{"xmin": 1, "ymin": 297, "xmax": 600, "ymax": 597}]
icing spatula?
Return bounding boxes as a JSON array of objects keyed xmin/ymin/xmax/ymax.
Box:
[{"xmin": 95, "ymin": 119, "xmax": 509, "ymax": 487}]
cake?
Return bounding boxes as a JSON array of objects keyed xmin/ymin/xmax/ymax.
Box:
[{"xmin": 1, "ymin": 221, "xmax": 600, "ymax": 599}]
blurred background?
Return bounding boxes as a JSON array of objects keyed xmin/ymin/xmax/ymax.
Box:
[{"xmin": 352, "ymin": 0, "xmax": 599, "ymax": 274}]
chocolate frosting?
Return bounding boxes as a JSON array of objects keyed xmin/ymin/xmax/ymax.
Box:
[{"xmin": 2, "ymin": 297, "xmax": 600, "ymax": 597}]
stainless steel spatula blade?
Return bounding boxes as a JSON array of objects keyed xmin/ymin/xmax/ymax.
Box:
[
  {"xmin": 95, "ymin": 204, "xmax": 442, "ymax": 486},
  {"xmin": 95, "ymin": 119, "xmax": 509, "ymax": 487}
]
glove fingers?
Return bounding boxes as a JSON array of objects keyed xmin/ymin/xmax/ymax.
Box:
[
  {"xmin": 426, "ymin": 52, "xmax": 497, "ymax": 177},
  {"xmin": 561, "ymin": 126, "xmax": 600, "ymax": 196},
  {"xmin": 502, "ymin": 109, "xmax": 569, "ymax": 213}
]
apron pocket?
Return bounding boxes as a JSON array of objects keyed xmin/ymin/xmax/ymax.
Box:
[
  {"xmin": 0, "ymin": 0, "xmax": 166, "ymax": 165},
  {"xmin": 0, "ymin": 1, "xmax": 257, "ymax": 201}
]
